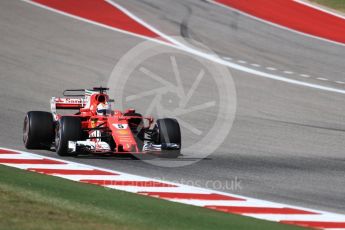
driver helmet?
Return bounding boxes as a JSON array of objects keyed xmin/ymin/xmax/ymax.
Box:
[{"xmin": 96, "ymin": 102, "xmax": 110, "ymax": 115}]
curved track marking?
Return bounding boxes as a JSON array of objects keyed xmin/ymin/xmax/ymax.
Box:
[
  {"xmin": 27, "ymin": 168, "xmax": 119, "ymax": 175},
  {"xmin": 21, "ymin": 0, "xmax": 345, "ymax": 96},
  {"xmin": 31, "ymin": 0, "xmax": 160, "ymax": 39},
  {"xmin": 21, "ymin": 0, "xmax": 169, "ymax": 46},
  {"xmin": 1, "ymin": 147, "xmax": 345, "ymax": 229}
]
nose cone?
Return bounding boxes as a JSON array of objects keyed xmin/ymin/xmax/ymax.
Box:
[{"xmin": 122, "ymin": 143, "xmax": 138, "ymax": 152}]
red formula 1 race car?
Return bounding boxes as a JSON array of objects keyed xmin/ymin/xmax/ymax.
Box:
[{"xmin": 23, "ymin": 87, "xmax": 181, "ymax": 158}]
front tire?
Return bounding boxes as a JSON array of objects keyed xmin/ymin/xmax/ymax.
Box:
[
  {"xmin": 23, "ymin": 111, "xmax": 54, "ymax": 149},
  {"xmin": 156, "ymin": 118, "xmax": 181, "ymax": 158},
  {"xmin": 55, "ymin": 116, "xmax": 81, "ymax": 156}
]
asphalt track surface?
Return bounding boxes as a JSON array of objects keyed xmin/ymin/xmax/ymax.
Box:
[{"xmin": 0, "ymin": 0, "xmax": 345, "ymax": 215}]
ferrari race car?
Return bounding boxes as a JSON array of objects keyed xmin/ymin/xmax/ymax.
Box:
[{"xmin": 23, "ymin": 87, "xmax": 181, "ymax": 158}]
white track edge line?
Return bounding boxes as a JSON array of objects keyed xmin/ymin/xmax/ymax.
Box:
[{"xmin": 105, "ymin": 0, "xmax": 186, "ymax": 48}]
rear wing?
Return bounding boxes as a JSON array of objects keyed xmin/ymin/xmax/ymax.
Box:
[
  {"xmin": 51, "ymin": 97, "xmax": 86, "ymax": 110},
  {"xmin": 51, "ymin": 97, "xmax": 86, "ymax": 120},
  {"xmin": 50, "ymin": 87, "xmax": 110, "ymax": 120},
  {"xmin": 51, "ymin": 89, "xmax": 88, "ymax": 110}
]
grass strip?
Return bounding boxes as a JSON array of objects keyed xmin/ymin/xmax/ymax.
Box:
[
  {"xmin": 310, "ymin": 0, "xmax": 345, "ymax": 13},
  {"xmin": 0, "ymin": 164, "xmax": 306, "ymax": 230}
]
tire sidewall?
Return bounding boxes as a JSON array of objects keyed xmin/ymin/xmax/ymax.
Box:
[
  {"xmin": 23, "ymin": 111, "xmax": 54, "ymax": 149},
  {"xmin": 156, "ymin": 118, "xmax": 181, "ymax": 158},
  {"xmin": 55, "ymin": 116, "xmax": 81, "ymax": 156}
]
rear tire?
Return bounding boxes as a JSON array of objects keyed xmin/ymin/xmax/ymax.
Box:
[
  {"xmin": 23, "ymin": 111, "xmax": 54, "ymax": 149},
  {"xmin": 156, "ymin": 118, "xmax": 181, "ymax": 158},
  {"xmin": 55, "ymin": 116, "xmax": 81, "ymax": 156}
]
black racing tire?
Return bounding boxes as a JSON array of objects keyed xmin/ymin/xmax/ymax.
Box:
[
  {"xmin": 156, "ymin": 118, "xmax": 181, "ymax": 158},
  {"xmin": 23, "ymin": 111, "xmax": 54, "ymax": 149},
  {"xmin": 55, "ymin": 116, "xmax": 82, "ymax": 156}
]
